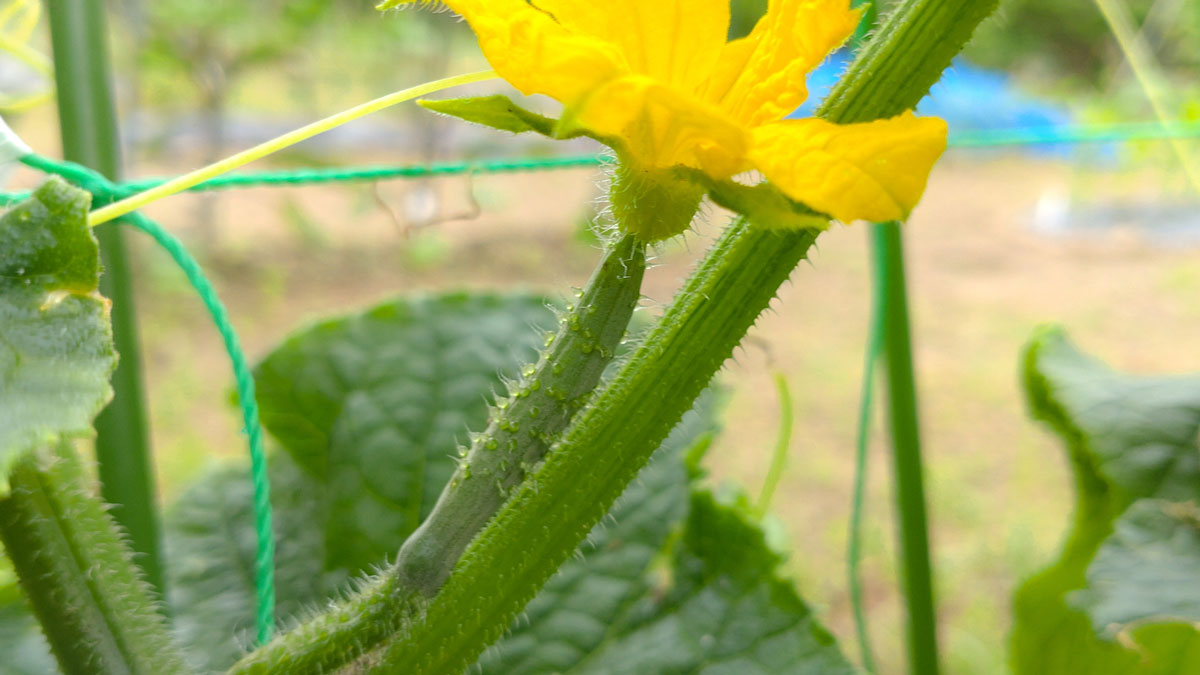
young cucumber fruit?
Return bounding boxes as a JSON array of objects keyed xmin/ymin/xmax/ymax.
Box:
[{"xmin": 395, "ymin": 233, "xmax": 646, "ymax": 595}]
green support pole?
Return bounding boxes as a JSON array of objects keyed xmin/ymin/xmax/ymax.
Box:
[
  {"xmin": 848, "ymin": 4, "xmax": 939, "ymax": 673},
  {"xmin": 45, "ymin": 0, "xmax": 163, "ymax": 596},
  {"xmin": 871, "ymin": 222, "xmax": 939, "ymax": 675}
]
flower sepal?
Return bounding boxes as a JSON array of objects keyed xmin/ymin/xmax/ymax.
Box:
[
  {"xmin": 419, "ymin": 95, "xmax": 560, "ymax": 137},
  {"xmin": 682, "ymin": 169, "xmax": 831, "ymax": 232},
  {"xmin": 419, "ymin": 95, "xmax": 612, "ymax": 145}
]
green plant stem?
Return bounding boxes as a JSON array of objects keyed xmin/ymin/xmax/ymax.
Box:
[
  {"xmin": 849, "ymin": 261, "xmax": 884, "ymax": 674},
  {"xmin": 872, "ymin": 222, "xmax": 939, "ymax": 675},
  {"xmin": 755, "ymin": 373, "xmax": 793, "ymax": 519},
  {"xmin": 0, "ymin": 443, "xmax": 190, "ymax": 675},
  {"xmin": 232, "ymin": 1, "xmax": 998, "ymax": 671},
  {"xmin": 45, "ymin": 0, "xmax": 162, "ymax": 596}
]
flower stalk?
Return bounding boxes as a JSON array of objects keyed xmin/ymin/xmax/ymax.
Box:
[{"xmin": 0, "ymin": 444, "xmax": 191, "ymax": 675}]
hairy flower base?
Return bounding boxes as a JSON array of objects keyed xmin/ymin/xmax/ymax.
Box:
[{"xmin": 609, "ymin": 163, "xmax": 707, "ymax": 241}]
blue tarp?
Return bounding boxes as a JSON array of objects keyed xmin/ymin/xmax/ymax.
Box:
[{"xmin": 796, "ymin": 52, "xmax": 1080, "ymax": 156}]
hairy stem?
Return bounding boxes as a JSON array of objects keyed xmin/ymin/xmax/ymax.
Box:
[
  {"xmin": 0, "ymin": 444, "xmax": 191, "ymax": 675},
  {"xmin": 232, "ymin": 1, "xmax": 999, "ymax": 672}
]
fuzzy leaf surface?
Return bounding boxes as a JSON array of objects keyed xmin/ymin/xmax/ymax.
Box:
[
  {"xmin": 0, "ymin": 178, "xmax": 115, "ymax": 473},
  {"xmin": 1011, "ymin": 327, "xmax": 1200, "ymax": 674},
  {"xmin": 164, "ymin": 453, "xmax": 326, "ymax": 673}
]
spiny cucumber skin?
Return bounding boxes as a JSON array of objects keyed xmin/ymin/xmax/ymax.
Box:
[
  {"xmin": 0, "ymin": 443, "xmax": 192, "ymax": 675},
  {"xmin": 394, "ymin": 233, "xmax": 646, "ymax": 597}
]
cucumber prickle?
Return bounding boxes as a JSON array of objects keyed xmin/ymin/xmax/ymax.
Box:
[{"xmin": 395, "ymin": 233, "xmax": 646, "ymax": 595}]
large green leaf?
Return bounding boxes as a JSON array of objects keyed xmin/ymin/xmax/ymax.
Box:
[
  {"xmin": 573, "ymin": 491, "xmax": 854, "ymax": 675},
  {"xmin": 0, "ymin": 178, "xmax": 120, "ymax": 672},
  {"xmin": 253, "ymin": 293, "xmax": 555, "ymax": 576},
  {"xmin": 0, "ymin": 177, "xmax": 116, "ymax": 475},
  {"xmin": 164, "ymin": 453, "xmax": 326, "ymax": 673},
  {"xmin": 1011, "ymin": 327, "xmax": 1200, "ymax": 674}
]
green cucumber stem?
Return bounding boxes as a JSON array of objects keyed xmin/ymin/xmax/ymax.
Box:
[{"xmin": 0, "ymin": 444, "xmax": 191, "ymax": 675}]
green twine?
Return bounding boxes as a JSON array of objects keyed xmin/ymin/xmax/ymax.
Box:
[
  {"xmin": 0, "ymin": 155, "xmax": 606, "ymax": 205},
  {"xmin": 121, "ymin": 210, "xmax": 275, "ymax": 646},
  {"xmin": 118, "ymin": 154, "xmax": 605, "ymax": 193},
  {"xmin": 18, "ymin": 154, "xmax": 277, "ymax": 646},
  {"xmin": 4, "ymin": 120, "xmax": 1200, "ymax": 206}
]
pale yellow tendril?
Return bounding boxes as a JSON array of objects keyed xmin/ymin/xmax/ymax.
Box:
[
  {"xmin": 88, "ymin": 70, "xmax": 498, "ymax": 227},
  {"xmin": 0, "ymin": 0, "xmax": 54, "ymax": 113}
]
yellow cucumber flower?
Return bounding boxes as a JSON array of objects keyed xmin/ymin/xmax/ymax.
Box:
[{"xmin": 385, "ymin": 0, "xmax": 947, "ymax": 239}]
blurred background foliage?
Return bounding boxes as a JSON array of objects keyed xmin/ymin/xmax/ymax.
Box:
[{"xmin": 964, "ymin": 0, "xmax": 1200, "ymax": 89}]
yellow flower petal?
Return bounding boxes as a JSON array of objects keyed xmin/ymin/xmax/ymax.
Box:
[
  {"xmin": 750, "ymin": 113, "xmax": 948, "ymax": 224},
  {"xmin": 396, "ymin": 0, "xmax": 627, "ymax": 103},
  {"xmin": 532, "ymin": 0, "xmax": 728, "ymax": 93},
  {"xmin": 565, "ymin": 74, "xmax": 749, "ymax": 177},
  {"xmin": 710, "ymin": 0, "xmax": 861, "ymax": 127}
]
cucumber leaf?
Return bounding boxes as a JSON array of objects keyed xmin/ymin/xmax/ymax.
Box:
[
  {"xmin": 0, "ymin": 177, "xmax": 116, "ymax": 478},
  {"xmin": 164, "ymin": 453, "xmax": 326, "ymax": 673},
  {"xmin": 0, "ymin": 178, "xmax": 124, "ymax": 672},
  {"xmin": 176, "ymin": 292, "xmax": 851, "ymax": 672},
  {"xmin": 1011, "ymin": 326, "xmax": 1200, "ymax": 674},
  {"xmin": 1073, "ymin": 499, "xmax": 1200, "ymax": 639}
]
